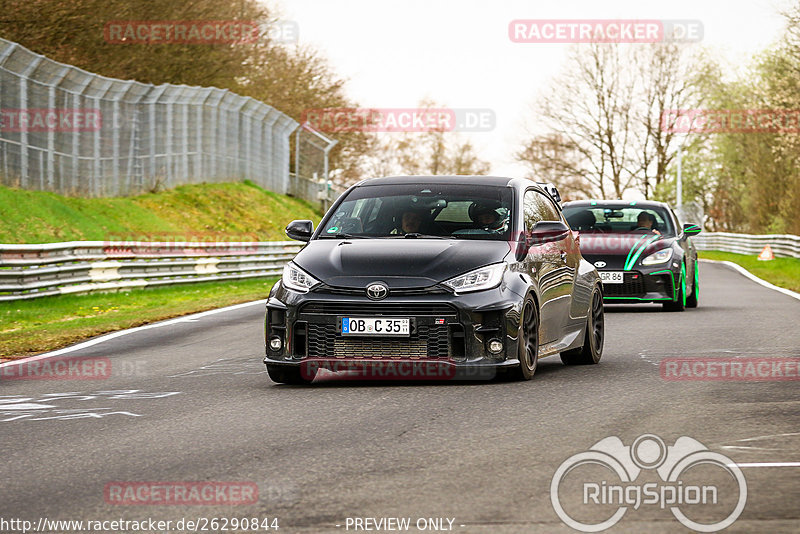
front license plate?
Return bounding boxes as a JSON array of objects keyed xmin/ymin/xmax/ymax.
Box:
[
  {"xmin": 599, "ymin": 271, "xmax": 624, "ymax": 284},
  {"xmin": 341, "ymin": 317, "xmax": 410, "ymax": 336}
]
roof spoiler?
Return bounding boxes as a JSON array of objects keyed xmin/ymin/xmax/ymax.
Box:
[{"xmin": 537, "ymin": 182, "xmax": 562, "ymax": 205}]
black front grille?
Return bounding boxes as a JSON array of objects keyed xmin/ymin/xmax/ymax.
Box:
[
  {"xmin": 300, "ymin": 302, "xmax": 456, "ymax": 316},
  {"xmin": 315, "ymin": 285, "xmax": 448, "ymax": 296},
  {"xmin": 307, "ymin": 323, "xmax": 450, "ymax": 359},
  {"xmin": 602, "ymin": 271, "xmax": 646, "ymax": 296}
]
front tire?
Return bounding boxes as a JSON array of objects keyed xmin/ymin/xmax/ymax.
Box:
[
  {"xmin": 663, "ymin": 265, "xmax": 686, "ymax": 312},
  {"xmin": 686, "ymin": 261, "xmax": 699, "ymax": 308},
  {"xmin": 266, "ymin": 364, "xmax": 310, "ymax": 385},
  {"xmin": 561, "ymin": 286, "xmax": 604, "ymax": 365},
  {"xmin": 507, "ymin": 296, "xmax": 539, "ymax": 381}
]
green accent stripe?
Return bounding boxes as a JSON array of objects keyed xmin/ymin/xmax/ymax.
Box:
[
  {"xmin": 604, "ymin": 297, "xmax": 672, "ymax": 301},
  {"xmin": 648, "ymin": 269, "xmax": 672, "ymax": 275},
  {"xmin": 623, "ymin": 235, "xmax": 648, "ymax": 271},
  {"xmin": 681, "ymin": 262, "xmax": 687, "ymax": 306},
  {"xmin": 625, "ymin": 235, "xmax": 659, "ymax": 271},
  {"xmin": 694, "ymin": 260, "xmax": 699, "ymax": 295}
]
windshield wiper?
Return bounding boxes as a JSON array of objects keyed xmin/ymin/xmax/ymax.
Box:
[
  {"xmin": 319, "ymin": 233, "xmax": 370, "ymax": 239},
  {"xmin": 391, "ymin": 233, "xmax": 450, "ymax": 239}
]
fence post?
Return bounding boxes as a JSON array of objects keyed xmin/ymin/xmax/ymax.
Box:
[
  {"xmin": 71, "ymin": 74, "xmax": 93, "ymax": 195},
  {"xmin": 18, "ymin": 56, "xmax": 43, "ymax": 188}
]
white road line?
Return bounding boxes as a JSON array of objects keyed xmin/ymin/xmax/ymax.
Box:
[
  {"xmin": 0, "ymin": 299, "xmax": 267, "ymax": 368},
  {"xmin": 700, "ymin": 259, "xmax": 800, "ymax": 301},
  {"xmin": 728, "ymin": 462, "xmax": 800, "ymax": 468}
]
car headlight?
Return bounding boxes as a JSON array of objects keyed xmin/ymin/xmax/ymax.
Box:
[
  {"xmin": 641, "ymin": 248, "xmax": 673, "ymax": 266},
  {"xmin": 443, "ymin": 263, "xmax": 506, "ymax": 293},
  {"xmin": 282, "ymin": 262, "xmax": 320, "ymax": 293}
]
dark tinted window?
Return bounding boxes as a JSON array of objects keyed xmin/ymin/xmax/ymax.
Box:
[
  {"xmin": 523, "ymin": 190, "xmax": 560, "ymax": 231},
  {"xmin": 562, "ymin": 205, "xmax": 675, "ymax": 236},
  {"xmin": 320, "ymin": 183, "xmax": 513, "ymax": 240}
]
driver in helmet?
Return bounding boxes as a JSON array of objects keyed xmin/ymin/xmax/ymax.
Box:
[{"xmin": 469, "ymin": 201, "xmax": 508, "ymax": 234}]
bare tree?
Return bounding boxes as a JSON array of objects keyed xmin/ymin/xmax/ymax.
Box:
[
  {"xmin": 518, "ymin": 42, "xmax": 709, "ymax": 199},
  {"xmin": 514, "ymin": 133, "xmax": 594, "ymax": 199},
  {"xmin": 632, "ymin": 43, "xmax": 712, "ymax": 197},
  {"xmin": 361, "ymin": 100, "xmax": 491, "ymax": 178}
]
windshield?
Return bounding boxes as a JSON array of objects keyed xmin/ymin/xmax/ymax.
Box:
[
  {"xmin": 562, "ymin": 205, "xmax": 675, "ymax": 237},
  {"xmin": 318, "ymin": 183, "xmax": 513, "ymax": 240}
]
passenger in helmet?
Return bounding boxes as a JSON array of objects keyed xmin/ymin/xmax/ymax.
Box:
[{"xmin": 470, "ymin": 202, "xmax": 505, "ymax": 230}]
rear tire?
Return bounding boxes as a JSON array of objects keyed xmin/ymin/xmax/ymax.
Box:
[
  {"xmin": 507, "ymin": 296, "xmax": 539, "ymax": 381},
  {"xmin": 266, "ymin": 364, "xmax": 310, "ymax": 385},
  {"xmin": 561, "ymin": 287, "xmax": 604, "ymax": 365}
]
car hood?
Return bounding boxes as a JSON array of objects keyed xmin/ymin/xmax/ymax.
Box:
[
  {"xmin": 578, "ymin": 233, "xmax": 676, "ymax": 270},
  {"xmin": 294, "ymin": 238, "xmax": 511, "ymax": 289}
]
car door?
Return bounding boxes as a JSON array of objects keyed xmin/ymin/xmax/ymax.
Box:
[{"xmin": 523, "ymin": 189, "xmax": 574, "ymax": 343}]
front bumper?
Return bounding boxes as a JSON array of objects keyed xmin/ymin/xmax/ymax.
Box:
[
  {"xmin": 600, "ymin": 269, "xmax": 678, "ymax": 303},
  {"xmin": 263, "ymin": 281, "xmax": 527, "ymax": 377}
]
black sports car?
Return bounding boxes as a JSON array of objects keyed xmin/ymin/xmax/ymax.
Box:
[
  {"xmin": 264, "ymin": 176, "xmax": 604, "ymax": 384},
  {"xmin": 561, "ymin": 200, "xmax": 701, "ymax": 311}
]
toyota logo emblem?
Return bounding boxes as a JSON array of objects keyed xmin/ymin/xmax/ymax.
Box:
[
  {"xmin": 366, "ymin": 283, "xmax": 389, "ymax": 300},
  {"xmin": 594, "ymin": 261, "xmax": 607, "ymax": 268}
]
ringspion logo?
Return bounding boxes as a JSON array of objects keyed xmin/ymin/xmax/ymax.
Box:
[{"xmin": 551, "ymin": 434, "xmax": 746, "ymax": 532}]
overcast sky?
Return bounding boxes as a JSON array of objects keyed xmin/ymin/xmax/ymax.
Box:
[{"xmin": 279, "ymin": 0, "xmax": 793, "ymax": 177}]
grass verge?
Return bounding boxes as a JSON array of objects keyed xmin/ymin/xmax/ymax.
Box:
[
  {"xmin": 0, "ymin": 181, "xmax": 321, "ymax": 243},
  {"xmin": 699, "ymin": 251, "xmax": 800, "ymax": 293},
  {"xmin": 0, "ymin": 277, "xmax": 277, "ymax": 360}
]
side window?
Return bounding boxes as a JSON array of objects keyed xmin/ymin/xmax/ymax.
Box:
[{"xmin": 523, "ymin": 190, "xmax": 560, "ymax": 231}]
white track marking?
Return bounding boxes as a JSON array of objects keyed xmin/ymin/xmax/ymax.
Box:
[
  {"xmin": 728, "ymin": 462, "xmax": 800, "ymax": 468},
  {"xmin": 700, "ymin": 259, "xmax": 800, "ymax": 301},
  {"xmin": 0, "ymin": 299, "xmax": 267, "ymax": 368}
]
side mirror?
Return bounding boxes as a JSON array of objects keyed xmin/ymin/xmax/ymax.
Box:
[
  {"xmin": 529, "ymin": 221, "xmax": 570, "ymax": 245},
  {"xmin": 286, "ymin": 220, "xmax": 314, "ymax": 242},
  {"xmin": 683, "ymin": 223, "xmax": 702, "ymax": 236}
]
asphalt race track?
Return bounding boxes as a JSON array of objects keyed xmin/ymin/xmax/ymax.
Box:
[{"xmin": 1, "ymin": 262, "xmax": 799, "ymax": 533}]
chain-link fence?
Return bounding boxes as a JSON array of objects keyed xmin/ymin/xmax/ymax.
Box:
[
  {"xmin": 0, "ymin": 37, "xmax": 298, "ymax": 197},
  {"xmin": 289, "ymin": 122, "xmax": 345, "ymax": 212}
]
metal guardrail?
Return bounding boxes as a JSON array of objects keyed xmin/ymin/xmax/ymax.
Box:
[
  {"xmin": 693, "ymin": 232, "xmax": 800, "ymax": 258},
  {"xmin": 1, "ymin": 232, "xmax": 795, "ymax": 302},
  {"xmin": 0, "ymin": 241, "xmax": 303, "ymax": 301}
]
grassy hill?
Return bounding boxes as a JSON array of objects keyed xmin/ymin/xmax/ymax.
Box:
[
  {"xmin": 0, "ymin": 180, "xmax": 322, "ymax": 244},
  {"xmin": 0, "ymin": 181, "xmax": 322, "ymax": 358}
]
